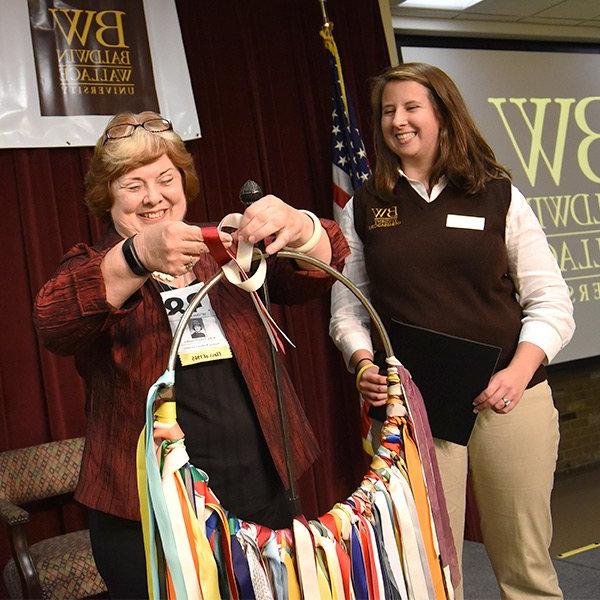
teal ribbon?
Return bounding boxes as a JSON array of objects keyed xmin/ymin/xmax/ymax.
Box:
[{"xmin": 142, "ymin": 369, "xmax": 189, "ymax": 600}]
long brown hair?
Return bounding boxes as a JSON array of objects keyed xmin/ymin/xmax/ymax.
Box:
[
  {"xmin": 84, "ymin": 111, "xmax": 199, "ymax": 217},
  {"xmin": 370, "ymin": 63, "xmax": 510, "ymax": 198}
]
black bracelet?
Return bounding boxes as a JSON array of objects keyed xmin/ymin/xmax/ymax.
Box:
[
  {"xmin": 122, "ymin": 235, "xmax": 150, "ymax": 276},
  {"xmin": 354, "ymin": 357, "xmax": 374, "ymax": 374}
]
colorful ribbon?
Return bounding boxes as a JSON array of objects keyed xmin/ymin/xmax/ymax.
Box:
[{"xmin": 136, "ymin": 221, "xmax": 455, "ymax": 599}]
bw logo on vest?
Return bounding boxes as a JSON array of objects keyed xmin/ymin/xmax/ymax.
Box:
[{"xmin": 369, "ymin": 206, "xmax": 400, "ymax": 230}]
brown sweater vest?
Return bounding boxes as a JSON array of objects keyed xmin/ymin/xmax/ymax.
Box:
[{"xmin": 354, "ymin": 177, "xmax": 545, "ymax": 386}]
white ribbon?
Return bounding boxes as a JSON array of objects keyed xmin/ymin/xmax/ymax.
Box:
[
  {"xmin": 293, "ymin": 518, "xmax": 320, "ymax": 599},
  {"xmin": 160, "ymin": 443, "xmax": 203, "ymax": 600},
  {"xmin": 216, "ymin": 212, "xmax": 294, "ymax": 352},
  {"xmin": 218, "ymin": 213, "xmax": 268, "ymax": 292}
]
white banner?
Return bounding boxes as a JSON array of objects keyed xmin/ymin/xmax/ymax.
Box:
[{"xmin": 0, "ymin": 0, "xmax": 200, "ymax": 148}]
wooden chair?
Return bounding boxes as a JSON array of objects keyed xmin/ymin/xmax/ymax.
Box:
[{"xmin": 0, "ymin": 437, "xmax": 106, "ymax": 599}]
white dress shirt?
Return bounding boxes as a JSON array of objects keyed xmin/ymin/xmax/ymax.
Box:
[{"xmin": 329, "ymin": 174, "xmax": 575, "ymax": 370}]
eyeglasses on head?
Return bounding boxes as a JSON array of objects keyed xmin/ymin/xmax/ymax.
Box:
[{"xmin": 103, "ymin": 118, "xmax": 172, "ymax": 144}]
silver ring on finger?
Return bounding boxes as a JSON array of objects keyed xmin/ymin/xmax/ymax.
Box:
[{"xmin": 502, "ymin": 397, "xmax": 511, "ymax": 407}]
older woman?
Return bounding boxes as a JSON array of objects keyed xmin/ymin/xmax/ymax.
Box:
[
  {"xmin": 330, "ymin": 64, "xmax": 574, "ymax": 599},
  {"xmin": 34, "ymin": 111, "xmax": 349, "ymax": 598}
]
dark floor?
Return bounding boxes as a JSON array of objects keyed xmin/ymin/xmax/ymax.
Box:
[
  {"xmin": 463, "ymin": 465, "xmax": 600, "ymax": 599},
  {"xmin": 463, "ymin": 542, "xmax": 600, "ymax": 600},
  {"xmin": 550, "ymin": 467, "xmax": 600, "ymax": 556}
]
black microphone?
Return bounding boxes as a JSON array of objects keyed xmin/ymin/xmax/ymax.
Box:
[
  {"xmin": 239, "ymin": 179, "xmax": 264, "ymax": 206},
  {"xmin": 238, "ymin": 179, "xmax": 300, "ymax": 514}
]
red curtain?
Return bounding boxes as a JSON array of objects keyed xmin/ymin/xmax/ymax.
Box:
[{"xmin": 0, "ymin": 0, "xmax": 389, "ymax": 569}]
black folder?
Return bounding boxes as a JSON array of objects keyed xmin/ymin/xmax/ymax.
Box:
[{"xmin": 387, "ymin": 320, "xmax": 502, "ymax": 445}]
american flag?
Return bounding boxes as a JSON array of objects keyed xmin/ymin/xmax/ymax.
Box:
[{"xmin": 320, "ymin": 24, "xmax": 371, "ymax": 222}]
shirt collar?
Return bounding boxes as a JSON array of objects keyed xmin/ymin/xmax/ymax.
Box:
[{"xmin": 398, "ymin": 168, "xmax": 447, "ymax": 203}]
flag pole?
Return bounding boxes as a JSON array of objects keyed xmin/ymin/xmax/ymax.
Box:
[
  {"xmin": 318, "ymin": 0, "xmax": 331, "ymax": 29},
  {"xmin": 378, "ymin": 0, "xmax": 400, "ymax": 65},
  {"xmin": 319, "ymin": 0, "xmax": 371, "ymax": 222}
]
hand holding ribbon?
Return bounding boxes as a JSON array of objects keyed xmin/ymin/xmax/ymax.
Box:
[
  {"xmin": 201, "ymin": 211, "xmax": 295, "ymax": 353},
  {"xmin": 235, "ymin": 194, "xmax": 328, "ymax": 262},
  {"xmin": 133, "ymin": 220, "xmax": 233, "ymax": 277}
]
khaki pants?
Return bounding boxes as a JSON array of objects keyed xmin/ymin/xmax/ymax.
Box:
[{"xmin": 434, "ymin": 381, "xmax": 562, "ymax": 600}]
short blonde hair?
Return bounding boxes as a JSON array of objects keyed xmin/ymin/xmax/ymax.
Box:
[{"xmin": 84, "ymin": 111, "xmax": 200, "ymax": 217}]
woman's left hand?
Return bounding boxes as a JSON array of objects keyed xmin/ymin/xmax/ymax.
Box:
[
  {"xmin": 472, "ymin": 342, "xmax": 546, "ymax": 414},
  {"xmin": 472, "ymin": 366, "xmax": 529, "ymax": 414},
  {"xmin": 236, "ymin": 195, "xmax": 316, "ymax": 255},
  {"xmin": 473, "ymin": 342, "xmax": 546, "ymax": 414}
]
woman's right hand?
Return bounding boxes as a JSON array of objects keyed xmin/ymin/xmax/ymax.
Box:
[
  {"xmin": 356, "ymin": 363, "xmax": 388, "ymax": 406},
  {"xmin": 134, "ymin": 221, "xmax": 232, "ymax": 276},
  {"xmin": 102, "ymin": 221, "xmax": 232, "ymax": 307}
]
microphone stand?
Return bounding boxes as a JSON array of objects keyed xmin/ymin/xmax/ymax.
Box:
[{"xmin": 239, "ymin": 180, "xmax": 301, "ymax": 517}]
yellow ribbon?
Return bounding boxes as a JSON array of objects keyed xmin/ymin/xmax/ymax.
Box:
[
  {"xmin": 154, "ymin": 400, "xmax": 177, "ymax": 425},
  {"xmin": 136, "ymin": 427, "xmax": 156, "ymax": 600}
]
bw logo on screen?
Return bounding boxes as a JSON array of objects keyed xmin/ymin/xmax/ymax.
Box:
[
  {"xmin": 489, "ymin": 97, "xmax": 600, "ymax": 304},
  {"xmin": 488, "ymin": 97, "xmax": 599, "ymax": 186}
]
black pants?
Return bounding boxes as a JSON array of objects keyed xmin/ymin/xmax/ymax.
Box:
[
  {"xmin": 88, "ymin": 486, "xmax": 294, "ymax": 599},
  {"xmin": 89, "ymin": 509, "xmax": 148, "ymax": 600}
]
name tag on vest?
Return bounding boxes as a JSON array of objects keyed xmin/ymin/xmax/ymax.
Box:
[{"xmin": 446, "ymin": 214, "xmax": 485, "ymax": 230}]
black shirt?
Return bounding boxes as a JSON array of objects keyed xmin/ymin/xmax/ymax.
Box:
[{"xmin": 176, "ymin": 357, "xmax": 282, "ymax": 518}]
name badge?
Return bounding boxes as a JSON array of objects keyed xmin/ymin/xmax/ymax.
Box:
[
  {"xmin": 160, "ymin": 282, "xmax": 232, "ymax": 365},
  {"xmin": 446, "ymin": 214, "xmax": 485, "ymax": 230}
]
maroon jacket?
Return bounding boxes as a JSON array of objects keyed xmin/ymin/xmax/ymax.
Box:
[{"xmin": 34, "ymin": 220, "xmax": 349, "ymax": 521}]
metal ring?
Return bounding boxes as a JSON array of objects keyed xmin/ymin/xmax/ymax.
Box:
[
  {"xmin": 166, "ymin": 250, "xmax": 395, "ymax": 373},
  {"xmin": 502, "ymin": 397, "xmax": 511, "ymax": 407}
]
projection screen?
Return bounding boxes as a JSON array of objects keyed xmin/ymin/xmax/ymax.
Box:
[{"xmin": 399, "ymin": 43, "xmax": 600, "ymax": 364}]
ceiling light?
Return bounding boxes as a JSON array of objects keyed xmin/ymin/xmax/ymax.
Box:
[{"xmin": 398, "ymin": 0, "xmax": 483, "ymax": 9}]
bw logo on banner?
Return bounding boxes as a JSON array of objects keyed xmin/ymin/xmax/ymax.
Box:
[{"xmin": 28, "ymin": 1, "xmax": 159, "ymax": 116}]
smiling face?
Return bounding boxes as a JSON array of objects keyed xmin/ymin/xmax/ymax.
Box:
[
  {"xmin": 109, "ymin": 154, "xmax": 187, "ymax": 237},
  {"xmin": 380, "ymin": 79, "xmax": 441, "ymax": 179}
]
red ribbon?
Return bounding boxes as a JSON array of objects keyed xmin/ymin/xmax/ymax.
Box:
[{"xmin": 201, "ymin": 226, "xmax": 232, "ymax": 266}]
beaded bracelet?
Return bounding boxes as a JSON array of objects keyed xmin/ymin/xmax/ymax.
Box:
[
  {"xmin": 122, "ymin": 235, "xmax": 150, "ymax": 276},
  {"xmin": 284, "ymin": 210, "xmax": 322, "ymax": 254},
  {"xmin": 355, "ymin": 362, "xmax": 377, "ymax": 392}
]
